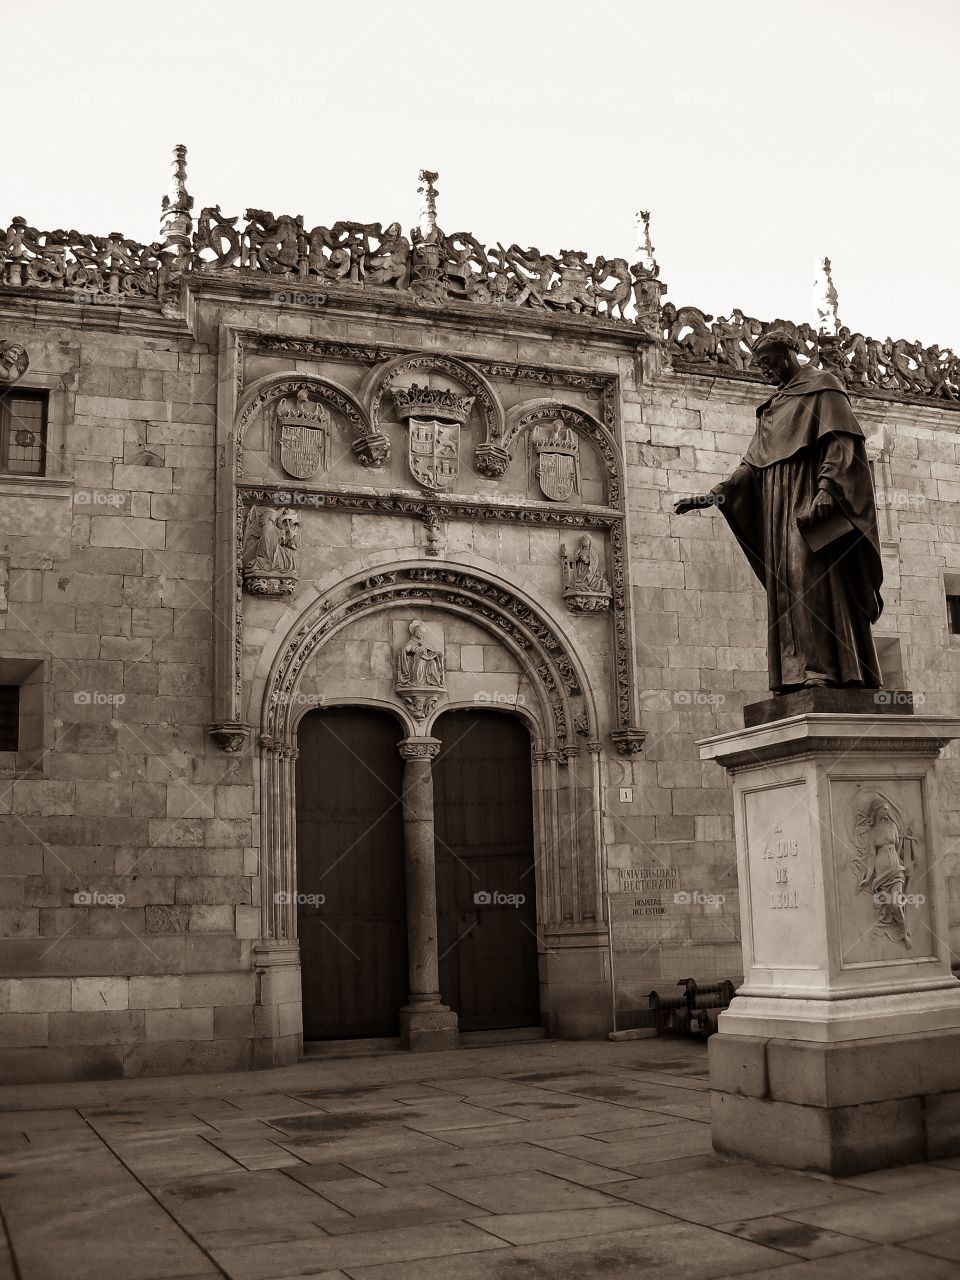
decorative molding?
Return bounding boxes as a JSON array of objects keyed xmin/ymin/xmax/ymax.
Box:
[
  {"xmin": 398, "ymin": 736, "xmax": 442, "ymax": 761},
  {"xmin": 610, "ymin": 726, "xmax": 646, "ymax": 755}
]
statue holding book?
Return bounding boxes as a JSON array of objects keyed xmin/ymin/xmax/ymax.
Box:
[{"xmin": 675, "ymin": 325, "xmax": 883, "ymax": 694}]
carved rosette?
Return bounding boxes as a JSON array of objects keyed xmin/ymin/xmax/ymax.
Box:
[{"xmin": 207, "ymin": 721, "xmax": 251, "ymax": 753}]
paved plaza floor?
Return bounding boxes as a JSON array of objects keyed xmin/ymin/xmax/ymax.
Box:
[{"xmin": 2, "ymin": 1036, "xmax": 960, "ymax": 1279}]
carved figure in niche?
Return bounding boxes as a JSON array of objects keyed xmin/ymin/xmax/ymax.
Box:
[
  {"xmin": 561, "ymin": 534, "xmax": 611, "ymax": 613},
  {"xmin": 242, "ymin": 505, "xmax": 301, "ymax": 595},
  {"xmin": 851, "ymin": 790, "xmax": 920, "ymax": 948},
  {"xmin": 0, "ymin": 341, "xmax": 29, "ymax": 384},
  {"xmin": 395, "ymin": 620, "xmax": 445, "ymax": 719},
  {"xmin": 396, "ymin": 620, "xmax": 444, "ymax": 689},
  {"xmin": 276, "ymin": 388, "xmax": 329, "ymax": 479},
  {"xmin": 675, "ymin": 327, "xmax": 883, "ymax": 693},
  {"xmin": 534, "ymin": 422, "xmax": 581, "ymax": 502}
]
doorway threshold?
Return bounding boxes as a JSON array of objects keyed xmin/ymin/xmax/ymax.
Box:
[
  {"xmin": 459, "ymin": 1026, "xmax": 548, "ymax": 1048},
  {"xmin": 302, "ymin": 1036, "xmax": 402, "ymax": 1059}
]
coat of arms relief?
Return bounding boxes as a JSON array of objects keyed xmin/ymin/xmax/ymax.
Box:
[
  {"xmin": 275, "ymin": 389, "xmax": 329, "ymax": 479},
  {"xmin": 390, "ymin": 382, "xmax": 475, "ymax": 492}
]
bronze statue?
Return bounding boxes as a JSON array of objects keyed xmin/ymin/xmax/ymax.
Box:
[{"xmin": 675, "ymin": 327, "xmax": 883, "ymax": 694}]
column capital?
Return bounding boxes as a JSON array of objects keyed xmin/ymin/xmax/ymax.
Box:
[{"xmin": 399, "ymin": 735, "xmax": 441, "ymax": 761}]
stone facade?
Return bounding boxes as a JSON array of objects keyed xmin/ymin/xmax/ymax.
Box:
[{"xmin": 2, "ymin": 160, "xmax": 959, "ymax": 1081}]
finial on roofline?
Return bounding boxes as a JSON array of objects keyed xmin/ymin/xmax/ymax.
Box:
[
  {"xmin": 813, "ymin": 255, "xmax": 840, "ymax": 337},
  {"xmin": 634, "ymin": 209, "xmax": 656, "ymax": 271},
  {"xmin": 159, "ymin": 143, "xmax": 193, "ymax": 250},
  {"xmin": 417, "ymin": 169, "xmax": 439, "ymax": 239}
]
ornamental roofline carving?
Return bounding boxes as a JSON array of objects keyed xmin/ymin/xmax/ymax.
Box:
[{"xmin": 1, "ymin": 144, "xmax": 957, "ymax": 408}]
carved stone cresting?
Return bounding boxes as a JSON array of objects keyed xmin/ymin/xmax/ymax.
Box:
[
  {"xmin": 276, "ymin": 389, "xmax": 329, "ymax": 479},
  {"xmin": 0, "ymin": 341, "xmax": 29, "ymax": 385},
  {"xmin": 850, "ymin": 789, "xmax": 921, "ymax": 949},
  {"xmin": 242, "ymin": 506, "xmax": 300, "ymax": 595},
  {"xmin": 534, "ymin": 422, "xmax": 581, "ymax": 502},
  {"xmin": 561, "ymin": 534, "xmax": 612, "ymax": 613},
  {"xmin": 659, "ymin": 300, "xmax": 960, "ymax": 407},
  {"xmin": 395, "ymin": 620, "xmax": 445, "ymax": 721},
  {"xmin": 207, "ymin": 721, "xmax": 250, "ymax": 752}
]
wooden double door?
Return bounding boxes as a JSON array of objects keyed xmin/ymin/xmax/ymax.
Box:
[{"xmin": 296, "ymin": 706, "xmax": 540, "ymax": 1040}]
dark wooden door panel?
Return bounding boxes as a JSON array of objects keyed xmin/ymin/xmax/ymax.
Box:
[
  {"xmin": 434, "ymin": 710, "xmax": 540, "ymax": 1031},
  {"xmin": 296, "ymin": 708, "xmax": 407, "ymax": 1039}
]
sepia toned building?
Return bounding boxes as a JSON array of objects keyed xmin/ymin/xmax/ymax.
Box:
[{"xmin": 2, "ymin": 150, "xmax": 959, "ymax": 1082}]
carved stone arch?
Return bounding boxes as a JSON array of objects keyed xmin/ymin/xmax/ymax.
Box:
[
  {"xmin": 235, "ymin": 371, "xmax": 388, "ymax": 477},
  {"xmin": 425, "ymin": 695, "xmax": 542, "ymax": 749},
  {"xmin": 255, "ymin": 561, "xmax": 607, "ymax": 947},
  {"xmin": 500, "ymin": 399, "xmax": 624, "ymax": 508},
  {"xmin": 259, "ymin": 561, "xmax": 598, "ymax": 755},
  {"xmin": 361, "ymin": 352, "xmax": 506, "ymax": 468}
]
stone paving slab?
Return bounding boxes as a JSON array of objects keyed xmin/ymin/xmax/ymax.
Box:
[{"xmin": 2, "ymin": 1038, "xmax": 960, "ymax": 1279}]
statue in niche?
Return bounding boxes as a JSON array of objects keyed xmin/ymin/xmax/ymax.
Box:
[
  {"xmin": 850, "ymin": 790, "xmax": 920, "ymax": 948},
  {"xmin": 395, "ymin": 620, "xmax": 445, "ymax": 719},
  {"xmin": 674, "ymin": 325, "xmax": 883, "ymax": 694},
  {"xmin": 561, "ymin": 534, "xmax": 611, "ymax": 613},
  {"xmin": 242, "ymin": 505, "xmax": 301, "ymax": 595}
]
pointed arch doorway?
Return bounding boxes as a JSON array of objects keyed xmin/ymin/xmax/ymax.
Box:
[
  {"xmin": 433, "ymin": 708, "xmax": 542, "ymax": 1031},
  {"xmin": 295, "ymin": 706, "xmax": 408, "ymax": 1040}
]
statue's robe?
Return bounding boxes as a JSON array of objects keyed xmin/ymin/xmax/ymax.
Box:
[{"xmin": 711, "ymin": 366, "xmax": 883, "ymax": 692}]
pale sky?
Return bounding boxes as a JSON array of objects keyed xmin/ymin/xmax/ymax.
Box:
[{"xmin": 5, "ymin": 0, "xmax": 959, "ymax": 348}]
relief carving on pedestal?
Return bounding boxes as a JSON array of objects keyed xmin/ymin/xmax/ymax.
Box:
[
  {"xmin": 850, "ymin": 789, "xmax": 921, "ymax": 948},
  {"xmin": 242, "ymin": 505, "xmax": 301, "ymax": 595},
  {"xmin": 561, "ymin": 534, "xmax": 611, "ymax": 613},
  {"xmin": 395, "ymin": 620, "xmax": 445, "ymax": 720}
]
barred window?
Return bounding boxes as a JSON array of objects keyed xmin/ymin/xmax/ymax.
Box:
[
  {"xmin": 0, "ymin": 684, "xmax": 19, "ymax": 751},
  {"xmin": 0, "ymin": 389, "xmax": 48, "ymax": 475}
]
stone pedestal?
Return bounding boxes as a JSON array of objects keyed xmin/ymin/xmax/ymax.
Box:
[
  {"xmin": 699, "ymin": 710, "xmax": 960, "ymax": 1174},
  {"xmin": 397, "ymin": 737, "xmax": 459, "ymax": 1052}
]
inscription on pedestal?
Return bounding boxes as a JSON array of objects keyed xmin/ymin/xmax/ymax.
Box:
[{"xmin": 744, "ymin": 782, "xmax": 819, "ymax": 970}]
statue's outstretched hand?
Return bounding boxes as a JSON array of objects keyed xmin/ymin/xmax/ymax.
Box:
[{"xmin": 674, "ymin": 494, "xmax": 717, "ymax": 515}]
